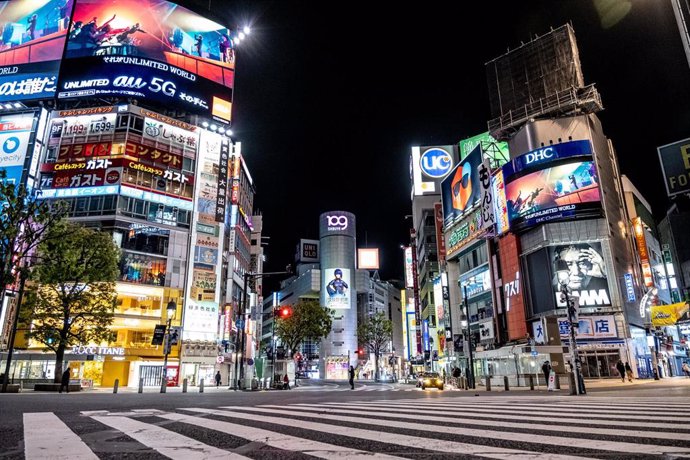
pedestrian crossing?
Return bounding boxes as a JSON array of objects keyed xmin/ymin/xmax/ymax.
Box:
[{"xmin": 21, "ymin": 395, "xmax": 690, "ymax": 459}]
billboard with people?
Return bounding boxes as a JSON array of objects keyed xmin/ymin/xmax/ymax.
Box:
[
  {"xmin": 0, "ymin": 0, "xmax": 74, "ymax": 102},
  {"xmin": 58, "ymin": 0, "xmax": 235, "ymax": 121}
]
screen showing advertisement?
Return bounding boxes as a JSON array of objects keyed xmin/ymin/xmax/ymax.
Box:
[
  {"xmin": 441, "ymin": 145, "xmax": 482, "ymax": 228},
  {"xmin": 549, "ymin": 242, "xmax": 611, "ymax": 308},
  {"xmin": 324, "ymin": 268, "xmax": 351, "ymax": 309},
  {"xmin": 491, "ymin": 169, "xmax": 509, "ymax": 235},
  {"xmin": 59, "ymin": 0, "xmax": 235, "ymax": 121},
  {"xmin": 505, "ymin": 161, "xmax": 601, "ymax": 230},
  {"xmin": 0, "ymin": 0, "xmax": 74, "ymax": 102},
  {"xmin": 0, "ymin": 113, "xmax": 34, "ymax": 185}
]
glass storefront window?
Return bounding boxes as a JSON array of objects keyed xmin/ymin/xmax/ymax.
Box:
[
  {"xmin": 120, "ymin": 251, "xmax": 167, "ymax": 286},
  {"xmin": 120, "ymin": 224, "xmax": 169, "ymax": 257}
]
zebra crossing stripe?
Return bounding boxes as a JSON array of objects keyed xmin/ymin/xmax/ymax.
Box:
[
  {"xmin": 157, "ymin": 410, "xmax": 406, "ymax": 459},
  {"xmin": 373, "ymin": 401, "xmax": 690, "ymax": 421},
  {"xmin": 378, "ymin": 399, "xmax": 690, "ymax": 413},
  {"xmin": 91, "ymin": 415, "xmax": 244, "ymax": 459},
  {"xmin": 282, "ymin": 404, "xmax": 685, "ymax": 441},
  {"xmin": 215, "ymin": 405, "xmax": 690, "ymax": 456},
  {"xmin": 195, "ymin": 407, "xmax": 593, "ymax": 459},
  {"xmin": 24, "ymin": 413, "xmax": 98, "ymax": 460},
  {"xmin": 314, "ymin": 402, "xmax": 690, "ymax": 431}
]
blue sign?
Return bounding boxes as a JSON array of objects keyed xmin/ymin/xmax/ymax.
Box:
[
  {"xmin": 420, "ymin": 147, "xmax": 453, "ymax": 178},
  {"xmin": 422, "ymin": 319, "xmax": 430, "ymax": 351},
  {"xmin": 531, "ymin": 350, "xmax": 538, "ymax": 357},
  {"xmin": 503, "ymin": 140, "xmax": 593, "ymax": 178},
  {"xmin": 236, "ymin": 319, "xmax": 245, "ymax": 330},
  {"xmin": 624, "ymin": 273, "xmax": 636, "ymax": 302}
]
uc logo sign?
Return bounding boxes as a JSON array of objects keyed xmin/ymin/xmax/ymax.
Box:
[
  {"xmin": 326, "ymin": 215, "xmax": 348, "ymax": 230},
  {"xmin": 420, "ymin": 148, "xmax": 452, "ymax": 178}
]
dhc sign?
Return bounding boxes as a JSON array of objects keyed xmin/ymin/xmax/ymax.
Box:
[
  {"xmin": 504, "ymin": 139, "xmax": 593, "ymax": 178},
  {"xmin": 420, "ymin": 148, "xmax": 453, "ymax": 178}
]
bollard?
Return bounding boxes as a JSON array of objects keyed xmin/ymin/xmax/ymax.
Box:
[
  {"xmin": 555, "ymin": 374, "xmax": 561, "ymax": 390},
  {"xmin": 182, "ymin": 378, "xmax": 188, "ymax": 393},
  {"xmin": 199, "ymin": 379, "xmax": 204, "ymax": 393},
  {"xmin": 138, "ymin": 377, "xmax": 143, "ymax": 394},
  {"xmin": 569, "ymin": 372, "xmax": 576, "ymax": 395},
  {"xmin": 504, "ymin": 376, "xmax": 509, "ymax": 391},
  {"xmin": 486, "ymin": 377, "xmax": 491, "ymax": 392},
  {"xmin": 529, "ymin": 375, "xmax": 534, "ymax": 391},
  {"xmin": 113, "ymin": 379, "xmax": 119, "ymax": 394}
]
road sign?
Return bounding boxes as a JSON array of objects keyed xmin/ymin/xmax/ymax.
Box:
[
  {"xmin": 531, "ymin": 350, "xmax": 538, "ymax": 357},
  {"xmin": 236, "ymin": 319, "xmax": 245, "ymax": 330}
]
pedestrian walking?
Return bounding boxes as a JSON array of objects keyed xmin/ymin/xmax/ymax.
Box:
[
  {"xmin": 624, "ymin": 362, "xmax": 634, "ymax": 382},
  {"xmin": 348, "ymin": 365, "xmax": 355, "ymax": 390},
  {"xmin": 682, "ymin": 361, "xmax": 690, "ymax": 378},
  {"xmin": 616, "ymin": 360, "xmax": 626, "ymax": 383},
  {"xmin": 283, "ymin": 373, "xmax": 290, "ymax": 390},
  {"xmin": 541, "ymin": 360, "xmax": 551, "ymax": 385},
  {"xmin": 215, "ymin": 371, "xmax": 221, "ymax": 387},
  {"xmin": 59, "ymin": 367, "xmax": 71, "ymax": 394}
]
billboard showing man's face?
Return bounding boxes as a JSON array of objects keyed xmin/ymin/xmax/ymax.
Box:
[{"xmin": 550, "ymin": 242, "xmax": 611, "ymax": 307}]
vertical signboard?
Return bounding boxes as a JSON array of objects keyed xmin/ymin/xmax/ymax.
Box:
[
  {"xmin": 491, "ymin": 169, "xmax": 509, "ymax": 235},
  {"xmin": 404, "ymin": 246, "xmax": 414, "ymax": 288},
  {"xmin": 323, "ymin": 268, "xmax": 351, "ymax": 309},
  {"xmin": 215, "ymin": 139, "xmax": 229, "ymax": 222},
  {"xmin": 433, "ymin": 203, "xmax": 446, "ymax": 262},
  {"xmin": 633, "ymin": 217, "xmax": 654, "ymax": 288},
  {"xmin": 477, "ymin": 158, "xmax": 494, "ymax": 233},
  {"xmin": 183, "ymin": 130, "xmax": 225, "ymax": 341}
]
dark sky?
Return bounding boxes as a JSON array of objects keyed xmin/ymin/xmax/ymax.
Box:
[{"xmin": 185, "ymin": 1, "xmax": 690, "ymax": 285}]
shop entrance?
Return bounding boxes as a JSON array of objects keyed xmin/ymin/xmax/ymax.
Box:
[
  {"xmin": 139, "ymin": 365, "xmax": 163, "ymax": 386},
  {"xmin": 580, "ymin": 351, "xmax": 621, "ymax": 378}
]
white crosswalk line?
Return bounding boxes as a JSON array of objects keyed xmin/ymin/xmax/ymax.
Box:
[
  {"xmin": 216, "ymin": 405, "xmax": 690, "ymax": 456},
  {"xmin": 314, "ymin": 402, "xmax": 688, "ymax": 430},
  {"xmin": 282, "ymin": 403, "xmax": 685, "ymax": 440},
  {"xmin": 189, "ymin": 407, "xmax": 594, "ymax": 459},
  {"xmin": 373, "ymin": 401, "xmax": 690, "ymax": 421},
  {"xmin": 24, "ymin": 413, "xmax": 98, "ymax": 460},
  {"xmin": 157, "ymin": 410, "xmax": 406, "ymax": 459},
  {"xmin": 92, "ymin": 415, "xmax": 243, "ymax": 459}
]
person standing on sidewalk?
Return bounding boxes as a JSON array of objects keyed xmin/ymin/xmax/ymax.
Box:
[
  {"xmin": 624, "ymin": 362, "xmax": 634, "ymax": 382},
  {"xmin": 541, "ymin": 361, "xmax": 551, "ymax": 385},
  {"xmin": 215, "ymin": 371, "xmax": 222, "ymax": 387},
  {"xmin": 59, "ymin": 367, "xmax": 71, "ymax": 394},
  {"xmin": 616, "ymin": 360, "xmax": 626, "ymax": 383},
  {"xmin": 348, "ymin": 365, "xmax": 355, "ymax": 390}
]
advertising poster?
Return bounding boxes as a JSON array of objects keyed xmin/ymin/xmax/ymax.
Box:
[
  {"xmin": 441, "ymin": 145, "xmax": 482, "ymax": 227},
  {"xmin": 549, "ymin": 242, "xmax": 611, "ymax": 308},
  {"xmin": 59, "ymin": 0, "xmax": 235, "ymax": 121},
  {"xmin": 0, "ymin": 113, "xmax": 34, "ymax": 185},
  {"xmin": 491, "ymin": 169, "xmax": 509, "ymax": 235},
  {"xmin": 324, "ymin": 267, "xmax": 351, "ymax": 309},
  {"xmin": 191, "ymin": 269, "xmax": 216, "ymax": 302},
  {"xmin": 0, "ymin": 0, "xmax": 74, "ymax": 102},
  {"xmin": 505, "ymin": 161, "xmax": 601, "ymax": 229}
]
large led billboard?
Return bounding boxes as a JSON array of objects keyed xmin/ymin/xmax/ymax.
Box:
[
  {"xmin": 58, "ymin": 0, "xmax": 235, "ymax": 122},
  {"xmin": 0, "ymin": 113, "xmax": 34, "ymax": 184},
  {"xmin": 324, "ymin": 268, "xmax": 351, "ymax": 309},
  {"xmin": 505, "ymin": 161, "xmax": 601, "ymax": 230},
  {"xmin": 0, "ymin": 0, "xmax": 74, "ymax": 102},
  {"xmin": 441, "ymin": 145, "xmax": 482, "ymax": 228}
]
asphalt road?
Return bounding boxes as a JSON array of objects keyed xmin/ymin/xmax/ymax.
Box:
[{"xmin": 2, "ymin": 379, "xmax": 690, "ymax": 459}]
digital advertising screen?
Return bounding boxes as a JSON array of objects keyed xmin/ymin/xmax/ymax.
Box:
[
  {"xmin": 441, "ymin": 145, "xmax": 482, "ymax": 228},
  {"xmin": 0, "ymin": 112, "xmax": 35, "ymax": 185},
  {"xmin": 58, "ymin": 0, "xmax": 235, "ymax": 122},
  {"xmin": 504, "ymin": 161, "xmax": 601, "ymax": 230},
  {"xmin": 324, "ymin": 268, "xmax": 351, "ymax": 309},
  {"xmin": 0, "ymin": 0, "xmax": 74, "ymax": 102}
]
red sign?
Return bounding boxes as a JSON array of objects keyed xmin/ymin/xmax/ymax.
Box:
[
  {"xmin": 58, "ymin": 142, "xmax": 112, "ymax": 162},
  {"xmin": 434, "ymin": 203, "xmax": 446, "ymax": 262},
  {"xmin": 53, "ymin": 167, "xmax": 122, "ymax": 188}
]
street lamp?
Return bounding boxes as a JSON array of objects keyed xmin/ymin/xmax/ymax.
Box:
[
  {"xmin": 555, "ymin": 260, "xmax": 586, "ymax": 395},
  {"xmin": 160, "ymin": 300, "xmax": 176, "ymax": 393}
]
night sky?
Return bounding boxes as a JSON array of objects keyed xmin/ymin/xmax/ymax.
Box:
[{"xmin": 185, "ymin": 0, "xmax": 690, "ymax": 286}]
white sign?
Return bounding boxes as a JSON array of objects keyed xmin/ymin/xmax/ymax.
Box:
[
  {"xmin": 477, "ymin": 158, "xmax": 495, "ymax": 232},
  {"xmin": 51, "ymin": 113, "xmax": 116, "ymax": 138},
  {"xmin": 557, "ymin": 315, "xmax": 617, "ymax": 339},
  {"xmin": 143, "ymin": 117, "xmax": 199, "ymax": 150},
  {"xmin": 326, "ymin": 215, "xmax": 348, "ymax": 231},
  {"xmin": 71, "ymin": 345, "xmax": 125, "ymax": 356},
  {"xmin": 404, "ymin": 247, "xmax": 414, "ymax": 288}
]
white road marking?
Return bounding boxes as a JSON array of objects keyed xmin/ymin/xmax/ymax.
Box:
[
  {"xmin": 24, "ymin": 412, "xmax": 98, "ymax": 460},
  {"xmin": 215, "ymin": 405, "xmax": 690, "ymax": 456},
  {"xmin": 92, "ymin": 415, "xmax": 244, "ymax": 459},
  {"xmin": 186, "ymin": 407, "xmax": 594, "ymax": 460},
  {"xmin": 157, "ymin": 410, "xmax": 406, "ymax": 459}
]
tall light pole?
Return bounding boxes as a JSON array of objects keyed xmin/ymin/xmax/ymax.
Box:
[
  {"xmin": 555, "ymin": 260, "xmax": 586, "ymax": 395},
  {"xmin": 160, "ymin": 300, "xmax": 177, "ymax": 393},
  {"xmin": 462, "ymin": 285, "xmax": 475, "ymax": 389}
]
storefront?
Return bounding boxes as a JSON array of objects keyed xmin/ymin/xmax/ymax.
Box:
[{"xmin": 324, "ymin": 355, "xmax": 349, "ymax": 380}]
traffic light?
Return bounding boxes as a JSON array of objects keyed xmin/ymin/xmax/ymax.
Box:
[{"xmin": 276, "ymin": 306, "xmax": 292, "ymax": 318}]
